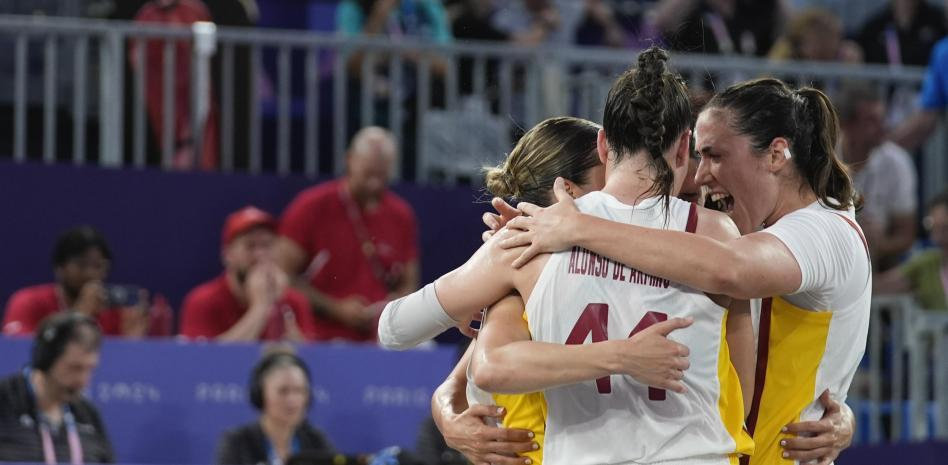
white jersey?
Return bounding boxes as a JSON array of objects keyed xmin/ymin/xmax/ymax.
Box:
[
  {"xmin": 746, "ymin": 201, "xmax": 871, "ymax": 465},
  {"xmin": 526, "ymin": 192, "xmax": 752, "ymax": 465}
]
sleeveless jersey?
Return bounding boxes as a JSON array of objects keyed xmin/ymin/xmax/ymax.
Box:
[{"xmin": 526, "ymin": 192, "xmax": 753, "ymax": 465}]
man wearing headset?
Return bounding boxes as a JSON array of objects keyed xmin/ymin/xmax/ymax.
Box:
[{"xmin": 0, "ymin": 313, "xmax": 114, "ymax": 463}]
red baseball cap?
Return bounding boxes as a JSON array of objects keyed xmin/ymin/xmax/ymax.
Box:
[{"xmin": 221, "ymin": 206, "xmax": 277, "ymax": 246}]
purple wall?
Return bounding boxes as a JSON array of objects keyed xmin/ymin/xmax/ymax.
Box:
[{"xmin": 0, "ymin": 161, "xmax": 487, "ymax": 337}]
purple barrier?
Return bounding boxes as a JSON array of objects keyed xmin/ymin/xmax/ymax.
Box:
[
  {"xmin": 0, "ymin": 161, "xmax": 486, "ymax": 340},
  {"xmin": 837, "ymin": 440, "xmax": 945, "ymax": 464},
  {"xmin": 0, "ymin": 337, "xmax": 456, "ymax": 464}
]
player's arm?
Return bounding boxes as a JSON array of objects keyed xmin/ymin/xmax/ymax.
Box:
[
  {"xmin": 432, "ymin": 343, "xmax": 536, "ymax": 465},
  {"xmin": 724, "ymin": 299, "xmax": 755, "ymax": 412},
  {"xmin": 502, "ymin": 184, "xmax": 801, "ymax": 300},
  {"xmin": 472, "ymin": 294, "xmax": 693, "ymax": 394},
  {"xmin": 378, "ymin": 235, "xmax": 518, "ymax": 349},
  {"xmin": 782, "ymin": 390, "xmax": 855, "ymax": 464}
]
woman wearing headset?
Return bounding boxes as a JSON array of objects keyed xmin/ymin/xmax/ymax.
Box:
[{"xmin": 216, "ymin": 352, "xmax": 335, "ymax": 465}]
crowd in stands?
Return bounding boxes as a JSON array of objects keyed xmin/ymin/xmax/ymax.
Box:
[
  {"xmin": 0, "ymin": 0, "xmax": 945, "ymax": 334},
  {"xmin": 2, "ymin": 127, "xmax": 419, "ymax": 343}
]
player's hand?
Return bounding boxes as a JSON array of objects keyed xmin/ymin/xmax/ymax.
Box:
[
  {"xmin": 482, "ymin": 197, "xmax": 522, "ymax": 242},
  {"xmin": 456, "ymin": 310, "xmax": 483, "ymax": 339},
  {"xmin": 611, "ymin": 317, "xmax": 693, "ymax": 393},
  {"xmin": 440, "ymin": 405, "xmax": 537, "ymax": 465},
  {"xmin": 781, "ymin": 390, "xmax": 854, "ymax": 465},
  {"xmin": 500, "ymin": 178, "xmax": 582, "ymax": 267}
]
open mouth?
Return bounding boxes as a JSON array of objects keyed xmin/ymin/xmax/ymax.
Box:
[{"xmin": 706, "ymin": 192, "xmax": 735, "ymax": 214}]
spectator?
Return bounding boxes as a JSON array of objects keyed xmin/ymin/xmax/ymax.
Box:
[
  {"xmin": 837, "ymin": 82, "xmax": 918, "ymax": 271},
  {"xmin": 337, "ymin": 0, "xmax": 453, "ymax": 178},
  {"xmin": 338, "ymin": 0, "xmax": 453, "ymax": 44},
  {"xmin": 2, "ymin": 226, "xmax": 154, "ymax": 338},
  {"xmin": 875, "ymin": 191, "xmax": 948, "ymax": 311},
  {"xmin": 891, "ymin": 37, "xmax": 948, "ymax": 152},
  {"xmin": 663, "ymin": 0, "xmax": 784, "ymax": 57},
  {"xmin": 0, "ymin": 313, "xmax": 113, "ymax": 463},
  {"xmin": 575, "ymin": 0, "xmax": 629, "ymax": 48},
  {"xmin": 856, "ymin": 0, "xmax": 946, "ymax": 67},
  {"xmin": 768, "ymin": 7, "xmax": 862, "ymax": 63},
  {"xmin": 216, "ymin": 351, "xmax": 335, "ymax": 465},
  {"xmin": 179, "ymin": 207, "xmax": 319, "ymax": 342},
  {"xmin": 275, "ymin": 127, "xmax": 419, "ymax": 343}
]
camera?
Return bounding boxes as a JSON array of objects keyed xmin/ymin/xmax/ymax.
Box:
[{"xmin": 104, "ymin": 284, "xmax": 142, "ymax": 308}]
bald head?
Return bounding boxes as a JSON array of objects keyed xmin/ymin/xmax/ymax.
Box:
[{"xmin": 346, "ymin": 126, "xmax": 398, "ymax": 203}]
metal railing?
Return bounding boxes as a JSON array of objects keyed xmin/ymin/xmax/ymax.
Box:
[
  {"xmin": 0, "ymin": 14, "xmax": 943, "ymax": 194},
  {"xmin": 855, "ymin": 295, "xmax": 948, "ymax": 444}
]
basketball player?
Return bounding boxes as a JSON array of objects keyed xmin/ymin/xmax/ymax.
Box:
[
  {"xmin": 499, "ymin": 78, "xmax": 868, "ymax": 465},
  {"xmin": 380, "ymin": 47, "xmax": 753, "ymax": 465}
]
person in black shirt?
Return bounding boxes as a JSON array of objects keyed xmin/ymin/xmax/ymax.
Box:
[
  {"xmin": 857, "ymin": 0, "xmax": 947, "ymax": 66},
  {"xmin": 216, "ymin": 351, "xmax": 335, "ymax": 465},
  {"xmin": 0, "ymin": 313, "xmax": 114, "ymax": 463}
]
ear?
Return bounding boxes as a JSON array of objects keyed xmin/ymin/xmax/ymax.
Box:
[
  {"xmin": 673, "ymin": 129, "xmax": 692, "ymax": 170},
  {"xmin": 768, "ymin": 137, "xmax": 793, "ymax": 173},
  {"xmin": 596, "ymin": 129, "xmax": 609, "ymax": 165},
  {"xmin": 560, "ymin": 178, "xmax": 579, "ymax": 198}
]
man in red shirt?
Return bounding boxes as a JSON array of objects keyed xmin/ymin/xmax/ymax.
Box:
[
  {"xmin": 275, "ymin": 126, "xmax": 419, "ymax": 342},
  {"xmin": 2, "ymin": 226, "xmax": 150, "ymax": 337},
  {"xmin": 180, "ymin": 206, "xmax": 319, "ymax": 342}
]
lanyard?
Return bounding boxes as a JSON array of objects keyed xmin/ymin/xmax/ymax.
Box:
[
  {"xmin": 884, "ymin": 25, "xmax": 902, "ymax": 66},
  {"xmin": 338, "ymin": 184, "xmax": 397, "ymax": 291},
  {"xmin": 23, "ymin": 369, "xmax": 84, "ymax": 465},
  {"xmin": 264, "ymin": 435, "xmax": 301, "ymax": 465}
]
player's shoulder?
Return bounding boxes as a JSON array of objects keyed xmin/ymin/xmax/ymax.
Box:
[{"xmin": 693, "ymin": 206, "xmax": 740, "ymax": 242}]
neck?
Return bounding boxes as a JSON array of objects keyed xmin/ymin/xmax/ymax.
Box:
[
  {"xmin": 30, "ymin": 370, "xmax": 66, "ymax": 414},
  {"xmin": 600, "ymin": 157, "xmax": 665, "ymax": 205},
  {"xmin": 764, "ymin": 183, "xmax": 818, "ymax": 227},
  {"xmin": 345, "ymin": 178, "xmax": 380, "ymax": 211},
  {"xmin": 260, "ymin": 415, "xmax": 295, "ymax": 449}
]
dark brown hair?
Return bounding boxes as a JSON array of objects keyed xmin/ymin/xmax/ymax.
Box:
[
  {"xmin": 706, "ymin": 77, "xmax": 859, "ymax": 211},
  {"xmin": 484, "ymin": 116, "xmax": 601, "ymax": 207},
  {"xmin": 602, "ymin": 46, "xmax": 691, "ymax": 214}
]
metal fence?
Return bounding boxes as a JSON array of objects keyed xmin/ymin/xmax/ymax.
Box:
[
  {"xmin": 857, "ymin": 295, "xmax": 948, "ymax": 444},
  {"xmin": 0, "ymin": 14, "xmax": 944, "ymax": 197},
  {"xmin": 1, "ymin": 15, "xmax": 947, "ymax": 444}
]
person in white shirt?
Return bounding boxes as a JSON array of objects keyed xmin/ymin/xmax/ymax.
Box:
[{"xmin": 836, "ymin": 81, "xmax": 918, "ymax": 272}]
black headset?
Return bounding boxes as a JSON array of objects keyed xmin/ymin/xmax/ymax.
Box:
[
  {"xmin": 31, "ymin": 312, "xmax": 99, "ymax": 372},
  {"xmin": 248, "ymin": 352, "xmax": 313, "ymax": 411}
]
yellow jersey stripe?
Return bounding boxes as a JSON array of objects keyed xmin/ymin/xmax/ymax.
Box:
[
  {"xmin": 718, "ymin": 309, "xmax": 755, "ymax": 458},
  {"xmin": 748, "ymin": 297, "xmax": 832, "ymax": 465}
]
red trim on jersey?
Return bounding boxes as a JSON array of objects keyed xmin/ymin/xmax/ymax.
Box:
[
  {"xmin": 685, "ymin": 202, "xmax": 698, "ymax": 233},
  {"xmin": 834, "ymin": 213, "xmax": 871, "ymax": 261},
  {"xmin": 741, "ymin": 296, "xmax": 773, "ymax": 465}
]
